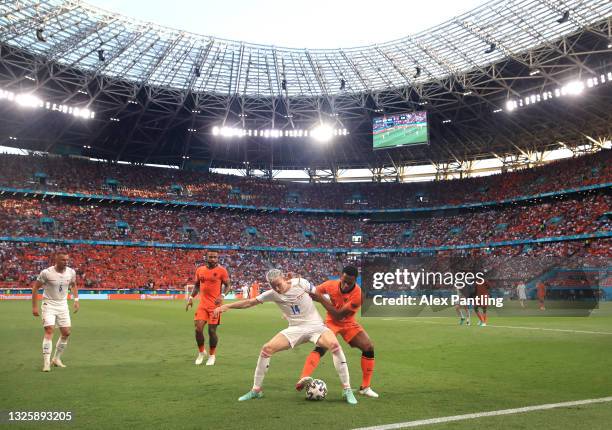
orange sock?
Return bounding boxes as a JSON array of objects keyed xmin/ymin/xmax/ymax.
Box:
[
  {"xmin": 209, "ymin": 346, "xmax": 216, "ymax": 356},
  {"xmin": 198, "ymin": 345, "xmax": 205, "ymax": 353},
  {"xmin": 484, "ymin": 313, "xmax": 488, "ymax": 323},
  {"xmin": 476, "ymin": 311, "xmax": 483, "ymax": 322},
  {"xmin": 361, "ymin": 356, "xmax": 375, "ymax": 389},
  {"xmin": 300, "ymin": 350, "xmax": 321, "ymax": 378}
]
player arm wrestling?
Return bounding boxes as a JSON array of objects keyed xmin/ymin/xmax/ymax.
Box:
[{"xmin": 309, "ymin": 292, "xmax": 353, "ymax": 320}]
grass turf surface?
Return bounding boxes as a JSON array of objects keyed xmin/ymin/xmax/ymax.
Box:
[{"xmin": 1, "ymin": 301, "xmax": 611, "ymax": 430}]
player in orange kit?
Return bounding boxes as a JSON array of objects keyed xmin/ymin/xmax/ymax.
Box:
[
  {"xmin": 536, "ymin": 280, "xmax": 547, "ymax": 310},
  {"xmin": 186, "ymin": 250, "xmax": 231, "ymax": 366},
  {"xmin": 296, "ymin": 266, "xmax": 379, "ymax": 398},
  {"xmin": 250, "ymin": 280, "xmax": 260, "ymax": 298},
  {"xmin": 474, "ymin": 277, "xmax": 491, "ymax": 327}
]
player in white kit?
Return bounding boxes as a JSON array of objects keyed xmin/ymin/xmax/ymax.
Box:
[
  {"xmin": 516, "ymin": 281, "xmax": 527, "ymax": 308},
  {"xmin": 241, "ymin": 284, "xmax": 250, "ymax": 299},
  {"xmin": 213, "ymin": 269, "xmax": 357, "ymax": 404},
  {"xmin": 31, "ymin": 252, "xmax": 79, "ymax": 372}
]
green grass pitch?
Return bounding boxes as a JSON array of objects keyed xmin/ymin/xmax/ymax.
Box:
[
  {"xmin": 2, "ymin": 301, "xmax": 611, "ymax": 429},
  {"xmin": 373, "ymin": 125, "xmax": 428, "ymax": 149}
]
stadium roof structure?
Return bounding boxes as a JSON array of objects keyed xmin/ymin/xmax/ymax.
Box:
[{"xmin": 0, "ymin": 0, "xmax": 611, "ymax": 176}]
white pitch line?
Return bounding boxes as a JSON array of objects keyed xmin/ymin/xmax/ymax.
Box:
[
  {"xmin": 351, "ymin": 396, "xmax": 612, "ymax": 430},
  {"xmin": 380, "ymin": 318, "xmax": 612, "ymax": 335}
]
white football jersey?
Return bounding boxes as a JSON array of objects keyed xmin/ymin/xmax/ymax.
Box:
[
  {"xmin": 37, "ymin": 266, "xmax": 76, "ymax": 305},
  {"xmin": 256, "ymin": 278, "xmax": 323, "ymax": 326}
]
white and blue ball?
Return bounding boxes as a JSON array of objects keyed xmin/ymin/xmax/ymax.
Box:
[{"xmin": 306, "ymin": 379, "xmax": 327, "ymax": 401}]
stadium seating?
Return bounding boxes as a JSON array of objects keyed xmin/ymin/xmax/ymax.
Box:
[
  {"xmin": 0, "ymin": 151, "xmax": 609, "ymax": 291},
  {"xmin": 0, "ymin": 194, "xmax": 608, "ymax": 248},
  {"xmin": 0, "ymin": 150, "xmax": 609, "ymax": 209}
]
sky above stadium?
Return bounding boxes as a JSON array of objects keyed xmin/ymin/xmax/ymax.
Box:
[{"xmin": 86, "ymin": 0, "xmax": 486, "ymax": 49}]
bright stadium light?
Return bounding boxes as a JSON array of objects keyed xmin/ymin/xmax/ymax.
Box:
[
  {"xmin": 210, "ymin": 125, "xmax": 347, "ymax": 140},
  {"xmin": 561, "ymin": 81, "xmax": 584, "ymax": 95},
  {"xmin": 0, "ymin": 87, "xmax": 95, "ymax": 119},
  {"xmin": 15, "ymin": 93, "xmax": 43, "ymax": 108},
  {"xmin": 311, "ymin": 124, "xmax": 334, "ymax": 142},
  {"xmin": 504, "ymin": 71, "xmax": 610, "ymax": 111}
]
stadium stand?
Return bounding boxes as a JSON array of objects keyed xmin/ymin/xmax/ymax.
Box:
[
  {"xmin": 0, "ymin": 151, "xmax": 609, "ymax": 292},
  {"xmin": 0, "ymin": 150, "xmax": 609, "ymax": 208}
]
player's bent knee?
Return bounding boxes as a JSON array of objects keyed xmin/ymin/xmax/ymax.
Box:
[
  {"xmin": 362, "ymin": 348, "xmax": 375, "ymax": 359},
  {"xmin": 261, "ymin": 344, "xmax": 274, "ymax": 357},
  {"xmin": 329, "ymin": 342, "xmax": 341, "ymax": 353}
]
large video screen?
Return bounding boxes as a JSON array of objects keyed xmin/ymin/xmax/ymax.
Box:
[{"xmin": 373, "ymin": 111, "xmax": 428, "ymax": 149}]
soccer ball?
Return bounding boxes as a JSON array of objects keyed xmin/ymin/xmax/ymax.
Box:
[{"xmin": 305, "ymin": 379, "xmax": 327, "ymax": 401}]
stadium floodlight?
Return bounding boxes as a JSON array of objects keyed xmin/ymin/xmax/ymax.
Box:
[
  {"xmin": 484, "ymin": 43, "xmax": 496, "ymax": 54},
  {"xmin": 35, "ymin": 28, "xmax": 46, "ymax": 42},
  {"xmin": 97, "ymin": 49, "xmax": 105, "ymax": 62},
  {"xmin": 311, "ymin": 124, "xmax": 334, "ymax": 143},
  {"xmin": 15, "ymin": 93, "xmax": 43, "ymax": 108},
  {"xmin": 561, "ymin": 81, "xmax": 584, "ymax": 96},
  {"xmin": 529, "ymin": 69, "xmax": 541, "ymax": 76},
  {"xmin": 212, "ymin": 126, "xmax": 220, "ymax": 136},
  {"xmin": 557, "ymin": 10, "xmax": 570, "ymax": 24},
  {"xmin": 505, "ymin": 100, "xmax": 516, "ymax": 111}
]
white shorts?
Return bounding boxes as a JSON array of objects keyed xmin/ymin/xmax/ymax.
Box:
[
  {"xmin": 42, "ymin": 302, "xmax": 71, "ymax": 328},
  {"xmin": 280, "ymin": 324, "xmax": 329, "ymax": 348},
  {"xmin": 518, "ymin": 292, "xmax": 527, "ymax": 300}
]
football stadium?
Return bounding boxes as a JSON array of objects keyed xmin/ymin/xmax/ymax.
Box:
[{"xmin": 1, "ymin": 0, "xmax": 611, "ymax": 429}]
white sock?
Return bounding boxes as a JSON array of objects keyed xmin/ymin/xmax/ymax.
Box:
[
  {"xmin": 459, "ymin": 309, "xmax": 465, "ymax": 319},
  {"xmin": 54, "ymin": 337, "xmax": 68, "ymax": 360},
  {"xmin": 331, "ymin": 345, "xmax": 350, "ymax": 389},
  {"xmin": 252, "ymin": 350, "xmax": 271, "ymax": 391},
  {"xmin": 466, "ymin": 308, "xmax": 471, "ymax": 321},
  {"xmin": 42, "ymin": 338, "xmax": 52, "ymax": 362}
]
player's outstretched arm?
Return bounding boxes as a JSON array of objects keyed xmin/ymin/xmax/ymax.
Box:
[
  {"xmin": 213, "ymin": 298, "xmax": 260, "ymax": 317},
  {"xmin": 31, "ymin": 280, "xmax": 42, "ymax": 317}
]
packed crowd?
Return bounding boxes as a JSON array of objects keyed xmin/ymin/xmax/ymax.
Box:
[
  {"xmin": 0, "ymin": 193, "xmax": 608, "ymax": 249},
  {"xmin": 0, "ymin": 150, "xmax": 609, "ymax": 209},
  {"xmin": 0, "ymin": 239, "xmax": 608, "ymax": 291},
  {"xmin": 0, "ymin": 243, "xmax": 350, "ymax": 290}
]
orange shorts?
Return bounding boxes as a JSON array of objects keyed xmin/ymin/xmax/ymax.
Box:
[
  {"xmin": 194, "ymin": 306, "xmax": 221, "ymax": 325},
  {"xmin": 326, "ymin": 320, "xmax": 364, "ymax": 343}
]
